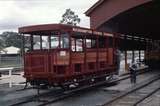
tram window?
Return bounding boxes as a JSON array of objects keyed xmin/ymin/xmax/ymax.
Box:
[
  {"xmin": 42, "ymin": 36, "xmax": 49, "ymax": 49},
  {"xmin": 71, "ymin": 38, "xmax": 76, "ymax": 51},
  {"xmin": 91, "ymin": 39, "xmax": 96, "ymax": 48},
  {"xmin": 24, "ymin": 34, "xmax": 31, "ymax": 52},
  {"xmin": 86, "ymin": 39, "xmax": 91, "ymax": 48},
  {"xmin": 108, "ymin": 37, "xmax": 113, "ymax": 47},
  {"xmin": 99, "ymin": 37, "xmax": 106, "ymax": 48},
  {"xmin": 51, "ymin": 36, "xmax": 59, "ymax": 49},
  {"xmin": 60, "ymin": 33, "xmax": 69, "ymax": 48},
  {"xmin": 76, "ymin": 39, "xmax": 83, "ymax": 52},
  {"xmin": 71, "ymin": 38, "xmax": 83, "ymax": 52},
  {"xmin": 86, "ymin": 39, "xmax": 96, "ymax": 48},
  {"xmin": 33, "ymin": 35, "xmax": 40, "ymax": 50}
]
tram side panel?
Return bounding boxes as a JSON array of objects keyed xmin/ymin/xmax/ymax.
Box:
[
  {"xmin": 24, "ymin": 51, "xmax": 50, "ymax": 84},
  {"xmin": 50, "ymin": 50, "xmax": 70, "ymax": 83},
  {"xmin": 70, "ymin": 48, "xmax": 115, "ymax": 78},
  {"xmin": 24, "ymin": 47, "xmax": 116, "ymax": 86},
  {"xmin": 86, "ymin": 50, "xmax": 97, "ymax": 73},
  {"xmin": 108, "ymin": 48, "xmax": 113, "ymax": 66},
  {"xmin": 71, "ymin": 52, "xmax": 85, "ymax": 74}
]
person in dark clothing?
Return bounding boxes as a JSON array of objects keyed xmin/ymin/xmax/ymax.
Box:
[{"xmin": 129, "ymin": 63, "xmax": 137, "ymax": 84}]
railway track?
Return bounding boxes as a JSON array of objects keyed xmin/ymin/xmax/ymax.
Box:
[
  {"xmin": 9, "ymin": 69, "xmax": 150, "ymax": 106},
  {"xmin": 10, "ymin": 78, "xmax": 117, "ymax": 106},
  {"xmin": 6, "ymin": 67, "xmax": 148, "ymax": 94},
  {"xmin": 102, "ymin": 74, "xmax": 160, "ymax": 106},
  {"xmin": 9, "ymin": 74, "xmax": 127, "ymax": 106}
]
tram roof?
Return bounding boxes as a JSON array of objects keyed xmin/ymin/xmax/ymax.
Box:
[{"xmin": 18, "ymin": 24, "xmax": 113, "ymax": 37}]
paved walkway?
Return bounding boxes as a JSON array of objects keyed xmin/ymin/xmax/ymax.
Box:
[{"xmin": 0, "ymin": 71, "xmax": 25, "ymax": 88}]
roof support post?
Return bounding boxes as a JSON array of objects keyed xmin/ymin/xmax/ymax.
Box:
[
  {"xmin": 145, "ymin": 39, "xmax": 149, "ymax": 62},
  {"xmin": 132, "ymin": 36, "xmax": 135, "ymax": 63},
  {"xmin": 30, "ymin": 35, "xmax": 33, "ymax": 51},
  {"xmin": 40, "ymin": 35, "xmax": 42, "ymax": 50},
  {"xmin": 139, "ymin": 50, "xmax": 141, "ymax": 63},
  {"xmin": 124, "ymin": 36, "xmax": 128, "ymax": 71},
  {"xmin": 138, "ymin": 38, "xmax": 141, "ymax": 62},
  {"xmin": 83, "ymin": 34, "xmax": 86, "ymax": 73}
]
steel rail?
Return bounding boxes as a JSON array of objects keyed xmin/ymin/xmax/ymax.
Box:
[
  {"xmin": 102, "ymin": 74, "xmax": 160, "ymax": 106},
  {"xmin": 10, "ymin": 88, "xmax": 63, "ymax": 106},
  {"xmin": 133, "ymin": 86, "xmax": 160, "ymax": 106}
]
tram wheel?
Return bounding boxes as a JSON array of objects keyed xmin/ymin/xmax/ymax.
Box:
[{"xmin": 61, "ymin": 85, "xmax": 70, "ymax": 90}]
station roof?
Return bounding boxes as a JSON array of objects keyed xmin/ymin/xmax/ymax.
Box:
[
  {"xmin": 85, "ymin": 0, "xmax": 105, "ymax": 16},
  {"xmin": 85, "ymin": 0, "xmax": 160, "ymax": 40},
  {"xmin": 100, "ymin": 1, "xmax": 160, "ymax": 40}
]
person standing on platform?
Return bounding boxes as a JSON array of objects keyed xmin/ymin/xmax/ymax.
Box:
[{"xmin": 129, "ymin": 63, "xmax": 137, "ymax": 84}]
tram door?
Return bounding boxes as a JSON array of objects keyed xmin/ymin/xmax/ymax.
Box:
[{"xmin": 50, "ymin": 33, "xmax": 70, "ymax": 76}]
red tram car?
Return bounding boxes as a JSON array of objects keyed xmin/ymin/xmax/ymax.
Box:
[{"xmin": 19, "ymin": 24, "xmax": 119, "ymax": 88}]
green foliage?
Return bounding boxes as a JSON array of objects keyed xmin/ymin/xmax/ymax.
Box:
[
  {"xmin": 60, "ymin": 9, "xmax": 81, "ymax": 26},
  {"xmin": 0, "ymin": 38, "xmax": 5, "ymax": 50},
  {"xmin": 0, "ymin": 31, "xmax": 22, "ymax": 49}
]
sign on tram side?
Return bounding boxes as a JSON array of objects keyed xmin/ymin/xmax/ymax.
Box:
[
  {"xmin": 72, "ymin": 27, "xmax": 113, "ymax": 37},
  {"xmin": 72, "ymin": 27, "xmax": 92, "ymax": 34}
]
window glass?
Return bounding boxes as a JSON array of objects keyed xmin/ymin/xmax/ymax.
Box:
[
  {"xmin": 99, "ymin": 37, "xmax": 106, "ymax": 48},
  {"xmin": 24, "ymin": 34, "xmax": 31, "ymax": 52},
  {"xmin": 42, "ymin": 36, "xmax": 49, "ymax": 49},
  {"xmin": 91, "ymin": 39, "xmax": 96, "ymax": 48},
  {"xmin": 108, "ymin": 37, "xmax": 113, "ymax": 47},
  {"xmin": 51, "ymin": 36, "xmax": 59, "ymax": 49},
  {"xmin": 76, "ymin": 39, "xmax": 83, "ymax": 52},
  {"xmin": 71, "ymin": 38, "xmax": 76, "ymax": 51},
  {"xmin": 86, "ymin": 39, "xmax": 96, "ymax": 48},
  {"xmin": 33, "ymin": 35, "xmax": 40, "ymax": 50},
  {"xmin": 86, "ymin": 39, "xmax": 91, "ymax": 48},
  {"xmin": 60, "ymin": 33, "xmax": 69, "ymax": 48}
]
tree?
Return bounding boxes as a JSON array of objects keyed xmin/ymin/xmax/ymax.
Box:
[
  {"xmin": 0, "ymin": 38, "xmax": 4, "ymax": 50},
  {"xmin": 0, "ymin": 31, "xmax": 22, "ymax": 48},
  {"xmin": 60, "ymin": 9, "xmax": 81, "ymax": 26}
]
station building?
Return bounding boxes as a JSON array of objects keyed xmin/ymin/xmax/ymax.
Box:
[{"xmin": 85, "ymin": 0, "xmax": 160, "ymax": 69}]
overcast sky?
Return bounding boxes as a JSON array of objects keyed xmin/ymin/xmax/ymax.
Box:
[{"xmin": 0, "ymin": 0, "xmax": 98, "ymax": 34}]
